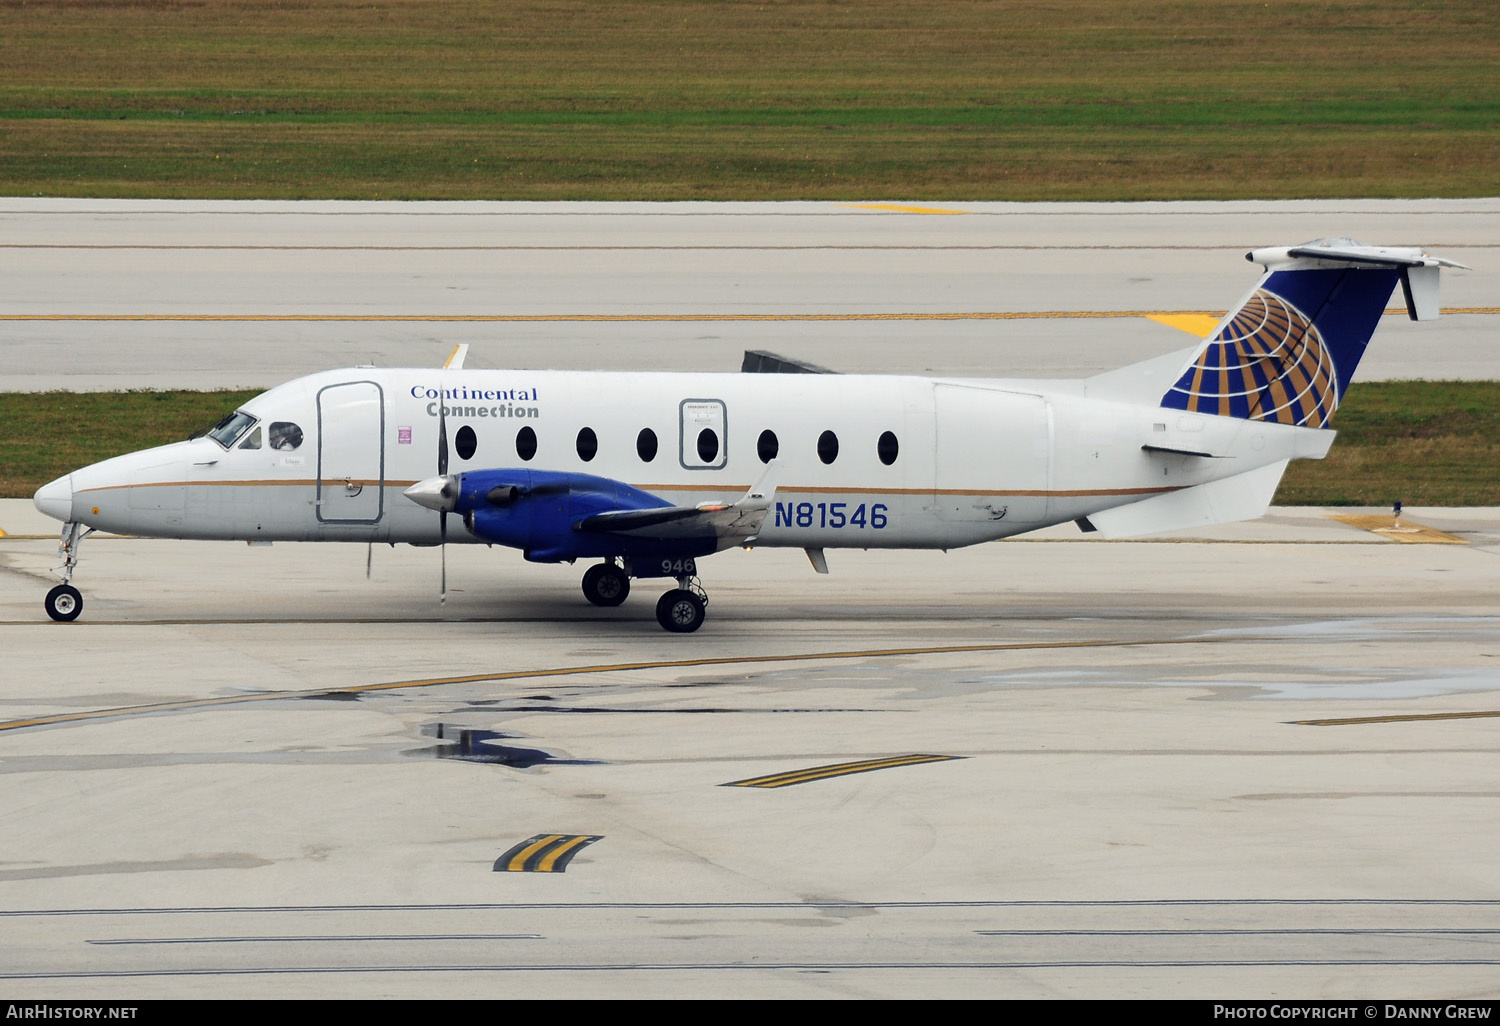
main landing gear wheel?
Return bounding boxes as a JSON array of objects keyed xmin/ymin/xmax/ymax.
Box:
[
  {"xmin": 581, "ymin": 563, "xmax": 630, "ymax": 607},
  {"xmin": 44, "ymin": 584, "xmax": 83, "ymax": 623},
  {"xmin": 655, "ymin": 589, "xmax": 706, "ymax": 633}
]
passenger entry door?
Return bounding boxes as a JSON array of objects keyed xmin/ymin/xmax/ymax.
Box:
[
  {"xmin": 933, "ymin": 384, "xmax": 1051, "ymax": 523},
  {"xmin": 317, "ymin": 381, "xmax": 385, "ymax": 523}
]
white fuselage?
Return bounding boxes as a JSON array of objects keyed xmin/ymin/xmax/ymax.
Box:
[{"xmin": 47, "ymin": 366, "xmax": 1307, "ymax": 552}]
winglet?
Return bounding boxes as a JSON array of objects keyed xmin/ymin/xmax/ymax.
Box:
[{"xmin": 444, "ymin": 344, "xmax": 469, "ymax": 370}]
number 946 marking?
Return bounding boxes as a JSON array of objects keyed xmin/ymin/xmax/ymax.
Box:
[{"xmin": 774, "ymin": 501, "xmax": 888, "ymax": 530}]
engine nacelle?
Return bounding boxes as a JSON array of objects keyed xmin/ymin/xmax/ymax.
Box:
[{"xmin": 457, "ymin": 469, "xmax": 716, "ymax": 563}]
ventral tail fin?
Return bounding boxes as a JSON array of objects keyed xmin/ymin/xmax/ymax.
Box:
[{"xmin": 1160, "ymin": 238, "xmax": 1468, "ymax": 428}]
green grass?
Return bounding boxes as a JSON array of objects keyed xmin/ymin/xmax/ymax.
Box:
[
  {"xmin": 1275, "ymin": 381, "xmax": 1500, "ymax": 507},
  {"xmin": 0, "ymin": 391, "xmax": 257, "ymax": 498},
  {"xmin": 2, "ymin": 383, "xmax": 1495, "ymax": 505},
  {"xmin": 2, "ymin": 0, "xmax": 1497, "ymax": 199}
]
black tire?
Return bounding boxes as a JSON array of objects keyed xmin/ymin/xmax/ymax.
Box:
[
  {"xmin": 655, "ymin": 589, "xmax": 706, "ymax": 633},
  {"xmin": 581, "ymin": 563, "xmax": 630, "ymax": 607},
  {"xmin": 44, "ymin": 584, "xmax": 83, "ymax": 622}
]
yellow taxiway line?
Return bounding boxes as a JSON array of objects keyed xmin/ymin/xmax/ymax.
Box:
[
  {"xmin": 0, "ymin": 635, "xmax": 1234, "ymax": 734},
  {"xmin": 726, "ymin": 754, "xmax": 960, "ymax": 788},
  {"xmin": 1296, "ymin": 710, "xmax": 1500, "ymax": 727}
]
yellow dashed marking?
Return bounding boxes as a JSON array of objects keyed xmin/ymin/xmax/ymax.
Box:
[
  {"xmin": 726, "ymin": 753, "xmax": 961, "ymax": 788},
  {"xmin": 494, "ymin": 834, "xmax": 601, "ymax": 872},
  {"xmin": 1145, "ymin": 312, "xmax": 1224, "ymax": 337},
  {"xmin": 1328, "ymin": 515, "xmax": 1467, "ymax": 544},
  {"xmin": 842, "ymin": 203, "xmax": 971, "ymax": 215},
  {"xmin": 1297, "ymin": 710, "xmax": 1500, "ymax": 727}
]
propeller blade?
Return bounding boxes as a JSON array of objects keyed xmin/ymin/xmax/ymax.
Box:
[
  {"xmin": 439, "ymin": 511, "xmax": 447, "ymax": 604},
  {"xmin": 437, "ymin": 396, "xmax": 449, "ymax": 476}
]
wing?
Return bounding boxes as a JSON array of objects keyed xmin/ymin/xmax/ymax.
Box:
[{"xmin": 576, "ymin": 462, "xmax": 779, "ymax": 546}]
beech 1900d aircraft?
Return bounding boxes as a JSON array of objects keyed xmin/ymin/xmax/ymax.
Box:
[{"xmin": 32, "ymin": 239, "xmax": 1465, "ymax": 632}]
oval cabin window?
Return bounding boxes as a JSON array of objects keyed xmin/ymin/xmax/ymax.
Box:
[
  {"xmin": 757, "ymin": 429, "xmax": 779, "ymax": 463},
  {"xmin": 637, "ymin": 428, "xmax": 658, "ymax": 462},
  {"xmin": 515, "ymin": 425, "xmax": 537, "ymax": 462},
  {"xmin": 455, "ymin": 425, "xmax": 477, "ymax": 461},
  {"xmin": 576, "ymin": 427, "xmax": 598, "ymax": 462},
  {"xmin": 696, "ymin": 428, "xmax": 719, "ymax": 464},
  {"xmin": 877, "ymin": 430, "xmax": 899, "ymax": 466},
  {"xmin": 817, "ymin": 430, "xmax": 839, "ymax": 465}
]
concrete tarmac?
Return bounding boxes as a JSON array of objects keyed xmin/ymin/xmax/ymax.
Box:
[
  {"xmin": 1, "ymin": 198, "xmax": 1496, "ymax": 390},
  {"xmin": 2, "ymin": 200, "xmax": 1499, "ymax": 998},
  {"xmin": 2, "ymin": 501, "xmax": 1499, "ymax": 998}
]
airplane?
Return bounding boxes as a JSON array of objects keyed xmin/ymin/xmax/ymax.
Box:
[{"xmin": 30, "ymin": 238, "xmax": 1466, "ymax": 632}]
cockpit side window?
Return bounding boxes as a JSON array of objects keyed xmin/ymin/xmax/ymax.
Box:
[
  {"xmin": 206, "ymin": 410, "xmax": 257, "ymax": 449},
  {"xmin": 269, "ymin": 422, "xmax": 304, "ymax": 451},
  {"xmin": 238, "ymin": 426, "xmax": 262, "ymax": 450}
]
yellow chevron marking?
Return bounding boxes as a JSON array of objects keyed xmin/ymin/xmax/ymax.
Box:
[
  {"xmin": 1328, "ymin": 514, "xmax": 1467, "ymax": 544},
  {"xmin": 535, "ymin": 835, "xmax": 593, "ymax": 873},
  {"xmin": 726, "ymin": 753, "xmax": 960, "ymax": 788},
  {"xmin": 502, "ymin": 834, "xmax": 564, "ymax": 872},
  {"xmin": 495, "ymin": 833, "xmax": 601, "ymax": 872},
  {"xmin": 1145, "ymin": 312, "xmax": 1223, "ymax": 337}
]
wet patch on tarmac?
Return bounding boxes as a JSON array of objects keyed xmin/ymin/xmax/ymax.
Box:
[{"xmin": 416, "ymin": 724, "xmax": 599, "ymax": 768}]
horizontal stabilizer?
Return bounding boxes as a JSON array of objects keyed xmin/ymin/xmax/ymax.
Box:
[{"xmin": 1085, "ymin": 460, "xmax": 1289, "ymax": 539}]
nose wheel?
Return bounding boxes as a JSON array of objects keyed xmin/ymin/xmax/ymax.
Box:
[{"xmin": 44, "ymin": 584, "xmax": 83, "ymax": 622}]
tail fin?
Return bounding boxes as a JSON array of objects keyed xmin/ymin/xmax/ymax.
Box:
[{"xmin": 1160, "ymin": 238, "xmax": 1467, "ymax": 428}]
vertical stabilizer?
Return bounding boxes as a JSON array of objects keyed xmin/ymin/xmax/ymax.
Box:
[{"xmin": 1159, "ymin": 239, "xmax": 1467, "ymax": 428}]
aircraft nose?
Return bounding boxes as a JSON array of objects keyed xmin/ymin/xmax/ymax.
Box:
[{"xmin": 33, "ymin": 474, "xmax": 74, "ymax": 522}]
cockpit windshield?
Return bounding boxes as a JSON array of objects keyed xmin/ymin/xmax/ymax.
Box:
[{"xmin": 204, "ymin": 410, "xmax": 257, "ymax": 449}]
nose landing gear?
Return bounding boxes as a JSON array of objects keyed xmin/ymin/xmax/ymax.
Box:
[{"xmin": 43, "ymin": 522, "xmax": 91, "ymax": 622}]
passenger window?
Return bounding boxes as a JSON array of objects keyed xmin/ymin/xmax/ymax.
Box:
[
  {"xmin": 757, "ymin": 429, "xmax": 778, "ymax": 463},
  {"xmin": 696, "ymin": 428, "xmax": 719, "ymax": 464},
  {"xmin": 516, "ymin": 425, "xmax": 537, "ymax": 461},
  {"xmin": 455, "ymin": 425, "xmax": 477, "ymax": 461},
  {"xmin": 269, "ymin": 422, "xmax": 303, "ymax": 451},
  {"xmin": 878, "ymin": 430, "xmax": 899, "ymax": 466},
  {"xmin": 576, "ymin": 427, "xmax": 598, "ymax": 462},
  {"xmin": 817, "ymin": 430, "xmax": 839, "ymax": 465},
  {"xmin": 238, "ymin": 426, "xmax": 262, "ymax": 450},
  {"xmin": 637, "ymin": 428, "xmax": 658, "ymax": 462}
]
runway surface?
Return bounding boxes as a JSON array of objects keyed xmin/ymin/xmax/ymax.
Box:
[
  {"xmin": 1, "ymin": 198, "xmax": 1496, "ymax": 390},
  {"xmin": 2, "ymin": 200, "xmax": 1498, "ymax": 998}
]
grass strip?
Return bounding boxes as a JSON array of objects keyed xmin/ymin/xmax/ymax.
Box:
[
  {"xmin": 1, "ymin": 382, "xmax": 1495, "ymax": 506},
  {"xmin": 2, "ymin": 0, "xmax": 1496, "ymax": 200}
]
